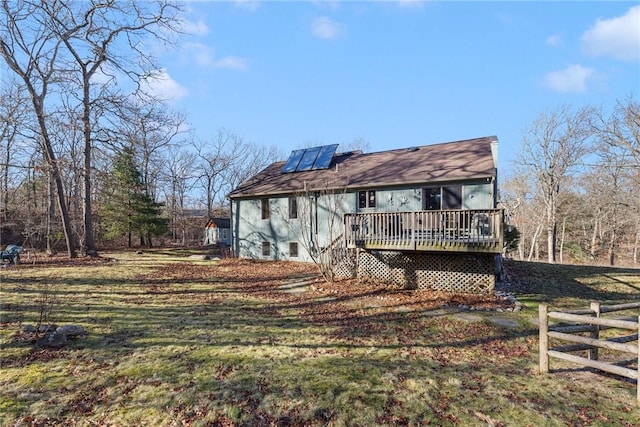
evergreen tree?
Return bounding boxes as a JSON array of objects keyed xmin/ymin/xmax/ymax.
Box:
[{"xmin": 101, "ymin": 148, "xmax": 168, "ymax": 247}]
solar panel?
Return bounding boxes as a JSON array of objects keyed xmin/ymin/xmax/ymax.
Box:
[
  {"xmin": 281, "ymin": 149, "xmax": 305, "ymax": 173},
  {"xmin": 312, "ymin": 144, "xmax": 338, "ymax": 170},
  {"xmin": 281, "ymin": 144, "xmax": 338, "ymax": 173},
  {"xmin": 296, "ymin": 146, "xmax": 322, "ymax": 171}
]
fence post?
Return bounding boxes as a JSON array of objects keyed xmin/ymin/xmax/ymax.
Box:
[
  {"xmin": 589, "ymin": 302, "xmax": 601, "ymax": 361},
  {"xmin": 539, "ymin": 304, "xmax": 549, "ymax": 374}
]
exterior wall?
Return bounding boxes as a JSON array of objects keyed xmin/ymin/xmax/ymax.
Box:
[
  {"xmin": 232, "ymin": 181, "xmax": 495, "ymax": 262},
  {"xmin": 355, "ymin": 182, "xmax": 494, "ymax": 213},
  {"xmin": 232, "ymin": 192, "xmax": 353, "ymax": 262},
  {"xmin": 204, "ymin": 226, "xmax": 231, "ymax": 246},
  {"xmin": 463, "ymin": 182, "xmax": 494, "ymax": 210}
]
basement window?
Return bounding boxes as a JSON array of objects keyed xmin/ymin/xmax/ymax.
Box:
[{"xmin": 289, "ymin": 242, "xmax": 298, "ymax": 258}]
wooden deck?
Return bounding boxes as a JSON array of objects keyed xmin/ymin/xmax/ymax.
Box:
[{"xmin": 344, "ymin": 209, "xmax": 504, "ymax": 254}]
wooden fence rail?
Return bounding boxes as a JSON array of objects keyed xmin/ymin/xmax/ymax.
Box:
[{"xmin": 539, "ymin": 302, "xmax": 640, "ymax": 405}]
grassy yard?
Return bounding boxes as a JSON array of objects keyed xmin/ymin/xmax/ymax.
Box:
[{"xmin": 1, "ymin": 251, "xmax": 639, "ymax": 426}]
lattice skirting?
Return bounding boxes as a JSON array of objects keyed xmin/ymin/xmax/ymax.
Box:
[
  {"xmin": 336, "ymin": 250, "xmax": 495, "ymax": 294},
  {"xmin": 331, "ymin": 247, "xmax": 358, "ymax": 279}
]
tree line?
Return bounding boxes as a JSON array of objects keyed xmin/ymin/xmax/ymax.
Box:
[
  {"xmin": 502, "ymin": 97, "xmax": 639, "ymax": 266},
  {"xmin": 0, "ymin": 1, "xmax": 279, "ymax": 256}
]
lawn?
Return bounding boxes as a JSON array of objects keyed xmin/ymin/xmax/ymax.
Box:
[{"xmin": 1, "ymin": 251, "xmax": 639, "ymax": 426}]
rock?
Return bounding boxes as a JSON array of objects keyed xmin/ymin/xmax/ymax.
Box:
[
  {"xmin": 36, "ymin": 331, "xmax": 68, "ymax": 348},
  {"xmin": 21, "ymin": 325, "xmax": 36, "ymax": 333},
  {"xmin": 56, "ymin": 324, "xmax": 86, "ymax": 337},
  {"xmin": 38, "ymin": 324, "xmax": 57, "ymax": 333}
]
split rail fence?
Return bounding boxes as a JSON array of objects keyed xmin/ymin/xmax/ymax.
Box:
[{"xmin": 539, "ymin": 302, "xmax": 640, "ymax": 405}]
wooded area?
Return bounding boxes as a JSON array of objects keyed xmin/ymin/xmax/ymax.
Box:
[
  {"xmin": 1, "ymin": 1, "xmax": 638, "ymax": 265},
  {"xmin": 502, "ymin": 98, "xmax": 639, "ymax": 266},
  {"xmin": 0, "ymin": 1, "xmax": 279, "ymax": 254}
]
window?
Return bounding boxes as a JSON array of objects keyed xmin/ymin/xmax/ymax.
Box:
[
  {"xmin": 358, "ymin": 190, "xmax": 376, "ymax": 208},
  {"xmin": 288, "ymin": 196, "xmax": 298, "ymax": 219},
  {"xmin": 423, "ymin": 186, "xmax": 462, "ymax": 210},
  {"xmin": 423, "ymin": 188, "xmax": 441, "ymax": 210},
  {"xmin": 442, "ymin": 185, "xmax": 462, "ymax": 209},
  {"xmin": 261, "ymin": 198, "xmax": 270, "ymax": 219},
  {"xmin": 289, "ymin": 242, "xmax": 298, "ymax": 257},
  {"xmin": 221, "ymin": 229, "xmax": 228, "ymax": 240},
  {"xmin": 261, "ymin": 241, "xmax": 270, "ymax": 256}
]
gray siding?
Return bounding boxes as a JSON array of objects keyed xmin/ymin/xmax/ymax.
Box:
[
  {"xmin": 232, "ymin": 182, "xmax": 495, "ymax": 261},
  {"xmin": 233, "ymin": 193, "xmax": 352, "ymax": 262},
  {"xmin": 463, "ymin": 183, "xmax": 494, "ymax": 210}
]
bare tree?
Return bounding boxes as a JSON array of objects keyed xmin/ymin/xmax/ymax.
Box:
[
  {"xmin": 46, "ymin": 0, "xmax": 183, "ymax": 256},
  {"xmin": 592, "ymin": 95, "xmax": 640, "ymax": 174},
  {"xmin": 500, "ymin": 171, "xmax": 549, "ymax": 261},
  {"xmin": 0, "ymin": 77, "xmax": 30, "ymax": 224},
  {"xmin": 340, "ymin": 137, "xmax": 371, "ymax": 154},
  {"xmin": 193, "ymin": 129, "xmax": 237, "ymax": 216},
  {"xmin": 0, "ymin": 1, "xmax": 77, "ymax": 257},
  {"xmin": 116, "ymin": 99, "xmax": 187, "ymax": 200},
  {"xmin": 518, "ymin": 105, "xmax": 593, "ymax": 263},
  {"xmin": 160, "ymin": 148, "xmax": 197, "ymax": 244},
  {"xmin": 194, "ymin": 129, "xmax": 280, "ymax": 215},
  {"xmin": 291, "ymin": 182, "xmax": 348, "ymax": 282},
  {"xmin": 221, "ymin": 141, "xmax": 281, "ymax": 202}
]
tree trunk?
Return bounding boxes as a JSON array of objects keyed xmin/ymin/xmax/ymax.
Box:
[
  {"xmin": 547, "ymin": 221, "xmax": 556, "ymax": 263},
  {"xmin": 608, "ymin": 229, "xmax": 616, "ymax": 266},
  {"xmin": 46, "ymin": 171, "xmax": 54, "ymax": 255},
  {"xmin": 1, "ymin": 141, "xmax": 9, "ymax": 223},
  {"xmin": 82, "ymin": 76, "xmax": 97, "ymax": 257},
  {"xmin": 44, "ymin": 133, "xmax": 77, "ymax": 258},
  {"xmin": 528, "ymin": 224, "xmax": 542, "ymax": 262},
  {"xmin": 590, "ymin": 218, "xmax": 599, "ymax": 259},
  {"xmin": 559, "ymin": 216, "xmax": 566, "ymax": 264}
]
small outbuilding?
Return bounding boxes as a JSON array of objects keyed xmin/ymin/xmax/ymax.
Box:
[{"xmin": 204, "ymin": 218, "xmax": 231, "ymax": 246}]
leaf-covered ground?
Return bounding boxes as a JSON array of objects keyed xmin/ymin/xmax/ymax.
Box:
[{"xmin": 1, "ymin": 252, "xmax": 639, "ymax": 426}]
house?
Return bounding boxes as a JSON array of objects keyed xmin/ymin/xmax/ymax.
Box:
[
  {"xmin": 204, "ymin": 217, "xmax": 231, "ymax": 246},
  {"xmin": 228, "ymin": 136, "xmax": 504, "ymax": 293}
]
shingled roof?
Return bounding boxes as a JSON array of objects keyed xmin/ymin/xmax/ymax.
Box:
[{"xmin": 229, "ymin": 136, "xmax": 498, "ymax": 199}]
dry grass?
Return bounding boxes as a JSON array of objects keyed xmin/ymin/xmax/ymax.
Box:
[{"xmin": 1, "ymin": 250, "xmax": 639, "ymax": 426}]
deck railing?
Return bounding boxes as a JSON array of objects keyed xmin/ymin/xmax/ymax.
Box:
[{"xmin": 344, "ymin": 209, "xmax": 504, "ymax": 253}]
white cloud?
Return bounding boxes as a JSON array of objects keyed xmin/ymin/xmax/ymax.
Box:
[
  {"xmin": 545, "ymin": 34, "xmax": 562, "ymax": 47},
  {"xmin": 234, "ymin": 0, "xmax": 260, "ymax": 12},
  {"xmin": 183, "ymin": 42, "xmax": 248, "ymax": 70},
  {"xmin": 182, "ymin": 19, "xmax": 209, "ymax": 37},
  {"xmin": 581, "ymin": 5, "xmax": 640, "ymax": 61},
  {"xmin": 311, "ymin": 1, "xmax": 341, "ymax": 11},
  {"xmin": 397, "ymin": 0, "xmax": 425, "ymax": 10},
  {"xmin": 213, "ymin": 56, "xmax": 248, "ymax": 71},
  {"xmin": 312, "ymin": 16, "xmax": 344, "ymax": 40},
  {"xmin": 141, "ymin": 69, "xmax": 188, "ymax": 100},
  {"xmin": 543, "ymin": 64, "xmax": 595, "ymax": 93}
]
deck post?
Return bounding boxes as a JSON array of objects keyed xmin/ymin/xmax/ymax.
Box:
[{"xmin": 539, "ymin": 304, "xmax": 549, "ymax": 374}]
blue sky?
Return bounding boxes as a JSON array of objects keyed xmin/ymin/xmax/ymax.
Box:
[{"xmin": 150, "ymin": 1, "xmax": 640, "ymax": 176}]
